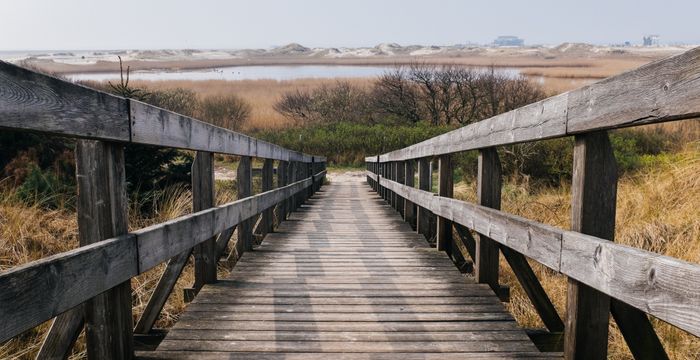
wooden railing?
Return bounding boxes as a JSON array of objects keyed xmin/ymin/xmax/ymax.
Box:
[
  {"xmin": 365, "ymin": 47, "xmax": 700, "ymax": 359},
  {"xmin": 0, "ymin": 61, "xmax": 326, "ymax": 359}
]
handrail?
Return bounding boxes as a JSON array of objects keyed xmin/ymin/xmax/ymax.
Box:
[
  {"xmin": 0, "ymin": 171, "xmax": 326, "ymax": 343},
  {"xmin": 366, "ymin": 46, "xmax": 700, "ymax": 163},
  {"xmin": 0, "ymin": 61, "xmax": 324, "ymax": 163},
  {"xmin": 369, "ymin": 173, "xmax": 700, "ymax": 337}
]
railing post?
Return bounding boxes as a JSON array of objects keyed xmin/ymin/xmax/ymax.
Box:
[
  {"xmin": 260, "ymin": 158, "xmax": 274, "ymax": 236},
  {"xmin": 437, "ymin": 154, "xmax": 453, "ymax": 256},
  {"xmin": 307, "ymin": 158, "xmax": 314, "ymax": 199},
  {"xmin": 404, "ymin": 159, "xmax": 416, "ymax": 229},
  {"xmin": 564, "ymin": 132, "xmax": 615, "ymax": 359},
  {"xmin": 416, "ymin": 158, "xmax": 431, "ymax": 240},
  {"xmin": 237, "ymin": 156, "xmax": 253, "ymax": 253},
  {"xmin": 192, "ymin": 151, "xmax": 217, "ymax": 291},
  {"xmin": 277, "ymin": 161, "xmax": 289, "ymax": 223},
  {"xmin": 396, "ymin": 161, "xmax": 405, "ymax": 218},
  {"xmin": 75, "ymin": 140, "xmax": 133, "ymax": 359},
  {"xmin": 476, "ymin": 148, "xmax": 501, "ymax": 292}
]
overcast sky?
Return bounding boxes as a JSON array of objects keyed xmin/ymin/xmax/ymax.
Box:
[{"xmin": 1, "ymin": 0, "xmax": 698, "ymax": 50}]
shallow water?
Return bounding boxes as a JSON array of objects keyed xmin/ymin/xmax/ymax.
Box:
[{"xmin": 66, "ymin": 65, "xmax": 520, "ymax": 82}]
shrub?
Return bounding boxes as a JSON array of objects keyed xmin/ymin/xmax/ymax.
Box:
[
  {"xmin": 199, "ymin": 94, "xmax": 251, "ymax": 131},
  {"xmin": 15, "ymin": 164, "xmax": 74, "ymax": 209}
]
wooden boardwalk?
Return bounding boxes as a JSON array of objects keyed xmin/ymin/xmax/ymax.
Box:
[{"xmin": 142, "ymin": 177, "xmax": 557, "ymax": 359}]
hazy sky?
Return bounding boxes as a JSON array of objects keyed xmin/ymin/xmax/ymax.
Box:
[{"xmin": 1, "ymin": 0, "xmax": 698, "ymax": 50}]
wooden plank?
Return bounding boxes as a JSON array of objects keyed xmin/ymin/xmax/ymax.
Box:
[
  {"xmin": 129, "ymin": 100, "xmax": 311, "ymax": 162},
  {"xmin": 74, "ymin": 140, "xmax": 134, "ymax": 359},
  {"xmin": 562, "ymin": 231, "xmax": 700, "ymax": 337},
  {"xmin": 192, "ymin": 151, "xmax": 217, "ymax": 290},
  {"xmin": 378, "ymin": 93, "xmax": 568, "ymax": 161},
  {"xmin": 167, "ymin": 320, "xmax": 524, "ymax": 332},
  {"xmin": 165, "ymin": 330, "xmax": 531, "ymax": 342},
  {"xmin": 276, "ymin": 161, "xmax": 289, "ymax": 223},
  {"xmin": 0, "ymin": 235, "xmax": 137, "ymax": 343},
  {"xmin": 476, "ymin": 148, "xmax": 501, "ymax": 292},
  {"xmin": 139, "ymin": 351, "xmax": 561, "ymax": 360},
  {"xmin": 564, "ymin": 132, "xmax": 615, "ymax": 360},
  {"xmin": 567, "ymin": 47, "xmax": 700, "ymax": 132},
  {"xmin": 396, "ymin": 161, "xmax": 406, "ymax": 218},
  {"xmin": 0, "ymin": 60, "xmax": 130, "ymax": 141},
  {"xmin": 237, "ymin": 156, "xmax": 253, "ymax": 254},
  {"xmin": 436, "ymin": 154, "xmax": 453, "ymax": 253}
]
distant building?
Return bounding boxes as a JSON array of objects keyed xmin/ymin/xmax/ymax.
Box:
[
  {"xmin": 643, "ymin": 35, "xmax": 660, "ymax": 46},
  {"xmin": 493, "ymin": 36, "xmax": 524, "ymax": 47}
]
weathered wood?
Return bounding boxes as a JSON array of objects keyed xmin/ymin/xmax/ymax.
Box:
[
  {"xmin": 129, "ymin": 100, "xmax": 312, "ymax": 162},
  {"xmin": 260, "ymin": 159, "xmax": 275, "ymax": 236},
  {"xmin": 276, "ymin": 161, "xmax": 289, "ymax": 223},
  {"xmin": 369, "ymin": 47, "xmax": 700, "ymax": 162},
  {"xmin": 134, "ymin": 250, "xmax": 191, "ymax": 334},
  {"xmin": 501, "ymin": 247, "xmax": 564, "ymax": 333},
  {"xmin": 396, "ymin": 161, "xmax": 406, "ymax": 218},
  {"xmin": 416, "ymin": 158, "xmax": 431, "ymax": 240},
  {"xmin": 403, "ymin": 160, "xmax": 416, "ymax": 229},
  {"xmin": 139, "ymin": 351, "xmax": 561, "ymax": 360},
  {"xmin": 476, "ymin": 148, "xmax": 502, "ymax": 292},
  {"xmin": 36, "ymin": 307, "xmax": 84, "ymax": 360},
  {"xmin": 567, "ymin": 47, "xmax": 700, "ymax": 133},
  {"xmin": 75, "ymin": 140, "xmax": 134, "ymax": 359},
  {"xmin": 0, "ymin": 61, "xmax": 130, "ymax": 141},
  {"xmin": 236, "ymin": 156, "xmax": 253, "ymax": 254},
  {"xmin": 610, "ymin": 300, "xmax": 669, "ymax": 360},
  {"xmin": 564, "ymin": 132, "xmax": 615, "ymax": 360},
  {"xmin": 192, "ymin": 151, "xmax": 217, "ymax": 291},
  {"xmin": 561, "ymin": 231, "xmax": 700, "ymax": 337},
  {"xmin": 436, "ymin": 154, "xmax": 453, "ymax": 254}
]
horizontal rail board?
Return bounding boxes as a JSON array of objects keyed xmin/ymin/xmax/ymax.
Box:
[
  {"xmin": 0, "ymin": 61, "xmax": 321, "ymax": 162},
  {"xmin": 370, "ymin": 173, "xmax": 700, "ymax": 336},
  {"xmin": 0, "ymin": 173, "xmax": 323, "ymax": 343},
  {"xmin": 366, "ymin": 47, "xmax": 700, "ymax": 162}
]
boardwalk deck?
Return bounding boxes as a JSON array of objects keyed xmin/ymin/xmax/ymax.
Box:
[{"xmin": 139, "ymin": 177, "xmax": 558, "ymax": 359}]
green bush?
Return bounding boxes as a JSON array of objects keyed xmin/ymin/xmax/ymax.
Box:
[{"xmin": 16, "ymin": 164, "xmax": 74, "ymax": 209}]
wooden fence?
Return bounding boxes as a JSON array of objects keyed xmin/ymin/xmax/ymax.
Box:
[
  {"xmin": 0, "ymin": 61, "xmax": 326, "ymax": 359},
  {"xmin": 365, "ymin": 47, "xmax": 700, "ymax": 359}
]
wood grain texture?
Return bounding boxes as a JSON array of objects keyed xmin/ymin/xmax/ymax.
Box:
[
  {"xmin": 476, "ymin": 148, "xmax": 501, "ymax": 292},
  {"xmin": 150, "ymin": 178, "xmax": 540, "ymax": 357},
  {"xmin": 403, "ymin": 160, "xmax": 416, "ymax": 228},
  {"xmin": 436, "ymin": 155, "xmax": 453, "ymax": 253},
  {"xmin": 36, "ymin": 305, "xmax": 84, "ymax": 360},
  {"xmin": 416, "ymin": 158, "xmax": 432, "ymax": 241},
  {"xmin": 0, "ymin": 61, "xmax": 130, "ymax": 141},
  {"xmin": 75, "ymin": 140, "xmax": 134, "ymax": 359},
  {"xmin": 129, "ymin": 100, "xmax": 312, "ymax": 162},
  {"xmin": 260, "ymin": 159, "xmax": 275, "ymax": 236},
  {"xmin": 192, "ymin": 151, "xmax": 217, "ymax": 290},
  {"xmin": 561, "ymin": 231, "xmax": 700, "ymax": 337}
]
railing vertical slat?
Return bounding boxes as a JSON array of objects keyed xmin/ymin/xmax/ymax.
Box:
[
  {"xmin": 396, "ymin": 161, "xmax": 406, "ymax": 218},
  {"xmin": 404, "ymin": 160, "xmax": 416, "ymax": 229},
  {"xmin": 192, "ymin": 151, "xmax": 217, "ymax": 291},
  {"xmin": 237, "ymin": 156, "xmax": 253, "ymax": 253},
  {"xmin": 260, "ymin": 158, "xmax": 274, "ymax": 236},
  {"xmin": 475, "ymin": 148, "xmax": 501, "ymax": 292},
  {"xmin": 276, "ymin": 161, "xmax": 289, "ymax": 224},
  {"xmin": 76, "ymin": 140, "xmax": 134, "ymax": 359},
  {"xmin": 416, "ymin": 158, "xmax": 431, "ymax": 240},
  {"xmin": 437, "ymin": 154, "xmax": 453, "ymax": 255}
]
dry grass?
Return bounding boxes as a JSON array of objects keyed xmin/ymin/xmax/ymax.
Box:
[
  {"xmin": 454, "ymin": 142, "xmax": 700, "ymax": 359},
  {"xmin": 130, "ymin": 78, "xmax": 373, "ymax": 131}
]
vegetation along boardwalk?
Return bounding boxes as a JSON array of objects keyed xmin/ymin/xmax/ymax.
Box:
[{"xmin": 140, "ymin": 177, "xmax": 555, "ymax": 359}]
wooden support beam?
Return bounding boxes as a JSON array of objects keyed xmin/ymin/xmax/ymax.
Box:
[
  {"xmin": 475, "ymin": 148, "xmax": 501, "ymax": 293},
  {"xmin": 75, "ymin": 140, "xmax": 133, "ymax": 360},
  {"xmin": 610, "ymin": 300, "xmax": 669, "ymax": 360},
  {"xmin": 135, "ymin": 250, "xmax": 191, "ymax": 334},
  {"xmin": 501, "ymin": 246, "xmax": 564, "ymax": 333},
  {"xmin": 396, "ymin": 161, "xmax": 406, "ymax": 218},
  {"xmin": 260, "ymin": 159, "xmax": 274, "ymax": 236},
  {"xmin": 276, "ymin": 161, "xmax": 289, "ymax": 224},
  {"xmin": 36, "ymin": 307, "xmax": 84, "ymax": 360},
  {"xmin": 192, "ymin": 151, "xmax": 217, "ymax": 291},
  {"xmin": 416, "ymin": 158, "xmax": 431, "ymax": 241},
  {"xmin": 564, "ymin": 132, "xmax": 615, "ymax": 360},
  {"xmin": 403, "ymin": 160, "xmax": 416, "ymax": 229},
  {"xmin": 235, "ymin": 156, "xmax": 253, "ymax": 255},
  {"xmin": 436, "ymin": 155, "xmax": 453, "ymax": 255}
]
